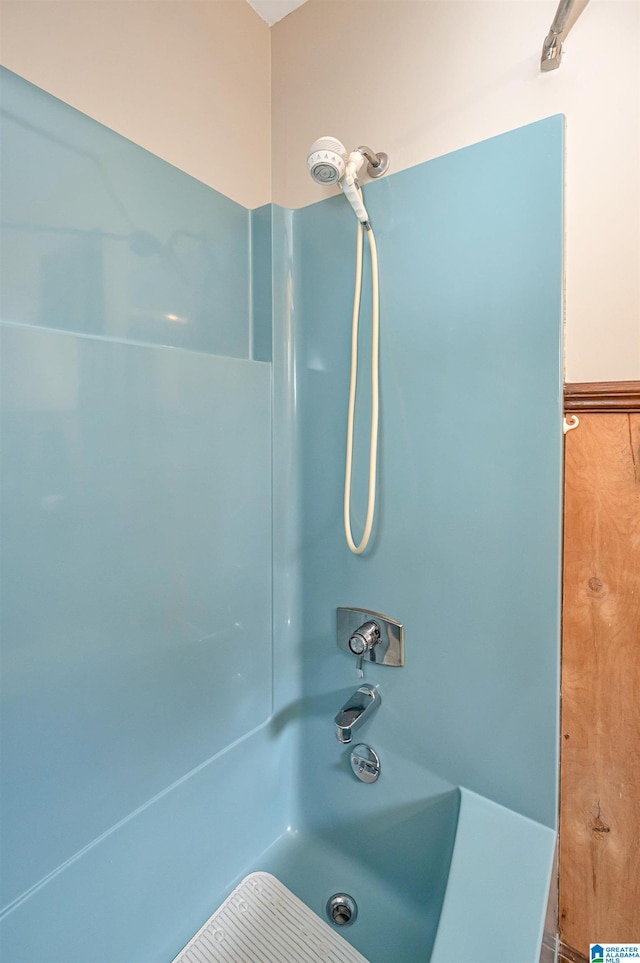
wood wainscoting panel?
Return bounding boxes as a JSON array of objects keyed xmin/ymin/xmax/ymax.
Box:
[{"xmin": 560, "ymin": 413, "xmax": 640, "ymax": 953}]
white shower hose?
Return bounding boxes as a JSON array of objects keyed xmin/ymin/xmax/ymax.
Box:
[{"xmin": 344, "ymin": 221, "xmax": 379, "ymax": 555}]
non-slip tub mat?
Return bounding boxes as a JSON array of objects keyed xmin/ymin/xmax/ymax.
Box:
[{"xmin": 172, "ymin": 871, "xmax": 370, "ymax": 963}]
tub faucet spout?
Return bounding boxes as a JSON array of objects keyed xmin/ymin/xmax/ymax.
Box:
[{"xmin": 334, "ymin": 684, "xmax": 381, "ymax": 744}]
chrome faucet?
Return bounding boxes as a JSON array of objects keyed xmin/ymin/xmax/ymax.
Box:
[{"xmin": 334, "ymin": 684, "xmax": 381, "ymax": 744}]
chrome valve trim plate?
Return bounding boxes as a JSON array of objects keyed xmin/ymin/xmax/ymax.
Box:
[{"xmin": 337, "ymin": 607, "xmax": 404, "ymax": 667}]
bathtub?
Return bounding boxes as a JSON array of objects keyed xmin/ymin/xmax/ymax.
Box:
[
  {"xmin": 0, "ymin": 709, "xmax": 555, "ymax": 963},
  {"xmin": 237, "ymin": 789, "xmax": 460, "ymax": 962},
  {"xmin": 166, "ymin": 705, "xmax": 556, "ymax": 963}
]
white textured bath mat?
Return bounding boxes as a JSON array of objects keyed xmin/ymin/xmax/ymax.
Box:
[{"xmin": 172, "ymin": 871, "xmax": 370, "ymax": 963}]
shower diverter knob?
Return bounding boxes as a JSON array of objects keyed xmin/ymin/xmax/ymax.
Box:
[
  {"xmin": 348, "ymin": 621, "xmax": 380, "ymax": 656},
  {"xmin": 337, "ymin": 607, "xmax": 404, "ymax": 667}
]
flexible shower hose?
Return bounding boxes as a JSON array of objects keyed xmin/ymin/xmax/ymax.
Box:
[{"xmin": 344, "ymin": 221, "xmax": 379, "ymax": 555}]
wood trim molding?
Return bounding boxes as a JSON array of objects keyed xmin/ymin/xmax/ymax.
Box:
[
  {"xmin": 557, "ymin": 942, "xmax": 588, "ymax": 963},
  {"xmin": 564, "ymin": 381, "xmax": 640, "ymax": 413}
]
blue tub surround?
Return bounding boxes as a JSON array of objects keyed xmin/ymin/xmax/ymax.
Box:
[
  {"xmin": 432, "ymin": 790, "xmax": 557, "ymax": 963},
  {"xmin": 271, "ymin": 113, "xmax": 562, "ymax": 963},
  {"xmin": 289, "ymin": 113, "xmax": 563, "ymax": 828},
  {"xmin": 0, "ymin": 64, "xmax": 562, "ymax": 963},
  {"xmin": 0, "ymin": 67, "xmax": 274, "ymax": 946}
]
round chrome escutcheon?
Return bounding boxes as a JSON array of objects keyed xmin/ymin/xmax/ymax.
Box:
[{"xmin": 350, "ymin": 744, "xmax": 380, "ymax": 783}]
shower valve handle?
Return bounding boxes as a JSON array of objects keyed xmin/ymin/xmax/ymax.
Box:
[
  {"xmin": 348, "ymin": 621, "xmax": 381, "ymax": 656},
  {"xmin": 337, "ymin": 607, "xmax": 404, "ymax": 668}
]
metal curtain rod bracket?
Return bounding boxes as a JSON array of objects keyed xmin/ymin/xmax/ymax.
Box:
[{"xmin": 540, "ymin": 0, "xmax": 589, "ymax": 71}]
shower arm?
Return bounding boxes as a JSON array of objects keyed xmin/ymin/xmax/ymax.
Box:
[
  {"xmin": 540, "ymin": 0, "xmax": 586, "ymax": 71},
  {"xmin": 357, "ymin": 146, "xmax": 390, "ymax": 179}
]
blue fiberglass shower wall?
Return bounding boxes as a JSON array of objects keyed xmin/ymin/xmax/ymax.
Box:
[
  {"xmin": 0, "ymin": 66, "xmax": 563, "ymax": 962},
  {"xmin": 288, "ymin": 122, "xmax": 563, "ymax": 828}
]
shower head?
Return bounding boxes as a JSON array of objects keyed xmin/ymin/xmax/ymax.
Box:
[
  {"xmin": 307, "ymin": 136, "xmax": 368, "ymax": 222},
  {"xmin": 307, "ymin": 136, "xmax": 390, "ymax": 225},
  {"xmin": 307, "ymin": 136, "xmax": 347, "ymax": 185}
]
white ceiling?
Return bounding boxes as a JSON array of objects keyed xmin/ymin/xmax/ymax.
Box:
[{"xmin": 247, "ymin": 0, "xmax": 308, "ymax": 27}]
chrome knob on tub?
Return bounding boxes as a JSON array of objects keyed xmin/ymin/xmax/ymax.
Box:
[{"xmin": 348, "ymin": 620, "xmax": 380, "ymax": 656}]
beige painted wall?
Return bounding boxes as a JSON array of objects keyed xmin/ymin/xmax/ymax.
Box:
[
  {"xmin": 1, "ymin": 0, "xmax": 638, "ymax": 379},
  {"xmin": 273, "ymin": 0, "xmax": 640, "ymax": 382},
  {"xmin": 0, "ymin": 0, "xmax": 271, "ymax": 210}
]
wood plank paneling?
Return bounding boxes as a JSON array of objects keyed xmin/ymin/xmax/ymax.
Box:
[{"xmin": 560, "ymin": 414, "xmax": 640, "ymax": 953}]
